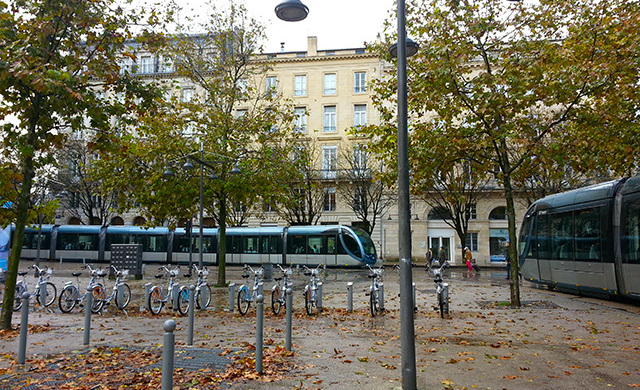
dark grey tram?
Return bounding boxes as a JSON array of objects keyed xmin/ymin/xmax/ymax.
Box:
[{"xmin": 519, "ymin": 176, "xmax": 640, "ymax": 300}]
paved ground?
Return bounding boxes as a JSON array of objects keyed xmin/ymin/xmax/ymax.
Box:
[{"xmin": 1, "ymin": 260, "xmax": 639, "ymax": 389}]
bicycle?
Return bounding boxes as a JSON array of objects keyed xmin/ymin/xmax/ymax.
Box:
[
  {"xmin": 366, "ymin": 264, "xmax": 384, "ymax": 317},
  {"xmin": 271, "ymin": 264, "xmax": 293, "ymax": 315},
  {"xmin": 303, "ymin": 264, "xmax": 323, "ymax": 316},
  {"xmin": 432, "ymin": 265, "xmax": 450, "ymax": 318},
  {"xmin": 237, "ymin": 264, "xmax": 263, "ymax": 316},
  {"xmin": 92, "ymin": 265, "xmax": 132, "ymax": 313},
  {"xmin": 190, "ymin": 264, "xmax": 212, "ymax": 310},
  {"xmin": 13, "ymin": 265, "xmax": 57, "ymax": 311},
  {"xmin": 147, "ymin": 266, "xmax": 189, "ymax": 315},
  {"xmin": 58, "ymin": 265, "xmax": 107, "ymax": 314}
]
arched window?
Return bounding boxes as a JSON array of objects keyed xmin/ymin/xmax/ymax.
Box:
[
  {"xmin": 203, "ymin": 218, "xmax": 217, "ymax": 228},
  {"xmin": 110, "ymin": 216, "xmax": 124, "ymax": 226},
  {"xmin": 489, "ymin": 206, "xmax": 507, "ymax": 220},
  {"xmin": 133, "ymin": 216, "xmax": 146, "ymax": 226},
  {"xmin": 67, "ymin": 217, "xmax": 82, "ymax": 225},
  {"xmin": 428, "ymin": 207, "xmax": 452, "ymax": 220}
]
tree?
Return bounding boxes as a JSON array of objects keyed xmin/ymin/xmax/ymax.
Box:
[
  {"xmin": 366, "ymin": 0, "xmax": 640, "ymax": 306},
  {"xmin": 0, "ymin": 0, "xmax": 164, "ymax": 329},
  {"xmin": 337, "ymin": 143, "xmax": 395, "ymax": 235}
]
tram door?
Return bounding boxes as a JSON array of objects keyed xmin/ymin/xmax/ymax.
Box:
[{"xmin": 429, "ymin": 236, "xmax": 452, "ymax": 264}]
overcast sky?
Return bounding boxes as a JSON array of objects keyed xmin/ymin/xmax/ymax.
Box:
[{"xmin": 157, "ymin": 0, "xmax": 394, "ymax": 53}]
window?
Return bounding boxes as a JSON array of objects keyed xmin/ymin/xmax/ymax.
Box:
[
  {"xmin": 353, "ymin": 145, "xmax": 367, "ymax": 176},
  {"xmin": 324, "ymin": 73, "xmax": 336, "ymax": 94},
  {"xmin": 265, "ymin": 76, "xmax": 277, "ymax": 97},
  {"xmin": 622, "ymin": 198, "xmax": 640, "ymax": 264},
  {"xmin": 323, "ymin": 106, "xmax": 337, "ymax": 132},
  {"xmin": 159, "ymin": 56, "xmax": 173, "ymax": 73},
  {"xmin": 119, "ymin": 58, "xmax": 133, "ymax": 74},
  {"xmin": 574, "ymin": 208, "xmax": 601, "ymax": 261},
  {"xmin": 465, "ymin": 233, "xmax": 479, "ymax": 252},
  {"xmin": 322, "ymin": 146, "xmax": 337, "ymax": 179},
  {"xmin": 489, "ymin": 206, "xmax": 507, "ymax": 220},
  {"xmin": 551, "ymin": 211, "xmax": 573, "ymax": 260},
  {"xmin": 354, "ymin": 72, "xmax": 366, "ymax": 93},
  {"xmin": 428, "ymin": 207, "xmax": 452, "ymax": 220},
  {"xmin": 324, "ymin": 187, "xmax": 337, "ymax": 211},
  {"xmin": 140, "ymin": 56, "xmax": 154, "ymax": 74},
  {"xmin": 235, "ymin": 109, "xmax": 247, "ymax": 118},
  {"xmin": 466, "ymin": 204, "xmax": 477, "ymax": 220},
  {"xmin": 353, "ymin": 104, "xmax": 367, "ymax": 127},
  {"xmin": 294, "ymin": 107, "xmax": 307, "ymax": 133},
  {"xmin": 182, "ymin": 88, "xmax": 195, "ymax": 103},
  {"xmin": 294, "ymin": 75, "xmax": 306, "ymax": 96}
]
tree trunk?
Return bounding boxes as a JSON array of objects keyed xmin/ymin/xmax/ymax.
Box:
[
  {"xmin": 216, "ymin": 196, "xmax": 227, "ymax": 287},
  {"xmin": 503, "ymin": 172, "xmax": 521, "ymax": 307},
  {"xmin": 0, "ymin": 157, "xmax": 34, "ymax": 329}
]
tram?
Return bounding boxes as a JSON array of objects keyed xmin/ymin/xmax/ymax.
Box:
[
  {"xmin": 518, "ymin": 176, "xmax": 640, "ymax": 300},
  {"xmin": 16, "ymin": 224, "xmax": 378, "ymax": 267}
]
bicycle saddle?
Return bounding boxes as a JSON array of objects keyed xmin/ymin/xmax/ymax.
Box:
[
  {"xmin": 274, "ymin": 277, "xmax": 283, "ymax": 281},
  {"xmin": 72, "ymin": 272, "xmax": 82, "ymax": 277},
  {"xmin": 367, "ymin": 273, "xmax": 376, "ymax": 279},
  {"xmin": 18, "ymin": 271, "xmax": 27, "ymax": 276},
  {"xmin": 155, "ymin": 273, "xmax": 164, "ymax": 279}
]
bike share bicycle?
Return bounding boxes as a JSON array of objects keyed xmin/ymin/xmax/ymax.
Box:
[
  {"xmin": 431, "ymin": 263, "xmax": 450, "ymax": 318},
  {"xmin": 366, "ymin": 264, "xmax": 384, "ymax": 317},
  {"xmin": 185, "ymin": 264, "xmax": 212, "ymax": 310},
  {"xmin": 13, "ymin": 265, "xmax": 57, "ymax": 311},
  {"xmin": 58, "ymin": 265, "xmax": 106, "ymax": 314},
  {"xmin": 303, "ymin": 264, "xmax": 323, "ymax": 315},
  {"xmin": 271, "ymin": 264, "xmax": 292, "ymax": 315},
  {"xmin": 237, "ymin": 265, "xmax": 263, "ymax": 316},
  {"xmin": 92, "ymin": 265, "xmax": 132, "ymax": 313},
  {"xmin": 147, "ymin": 266, "xmax": 189, "ymax": 315}
]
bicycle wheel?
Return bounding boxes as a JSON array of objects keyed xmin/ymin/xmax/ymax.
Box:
[
  {"xmin": 370, "ymin": 288, "xmax": 379, "ymax": 317},
  {"xmin": 59, "ymin": 286, "xmax": 77, "ymax": 313},
  {"xmin": 271, "ymin": 286, "xmax": 282, "ymax": 315},
  {"xmin": 41, "ymin": 282, "xmax": 57, "ymax": 307},
  {"xmin": 177, "ymin": 286, "xmax": 190, "ymax": 315},
  {"xmin": 13, "ymin": 283, "xmax": 26, "ymax": 311},
  {"xmin": 91, "ymin": 284, "xmax": 105, "ymax": 314},
  {"xmin": 147, "ymin": 286, "xmax": 164, "ymax": 315},
  {"xmin": 115, "ymin": 283, "xmax": 132, "ymax": 309},
  {"xmin": 237, "ymin": 287, "xmax": 250, "ymax": 316},
  {"xmin": 195, "ymin": 284, "xmax": 212, "ymax": 310},
  {"xmin": 304, "ymin": 288, "xmax": 313, "ymax": 316}
]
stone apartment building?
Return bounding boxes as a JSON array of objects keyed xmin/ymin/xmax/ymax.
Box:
[{"xmin": 59, "ymin": 36, "xmax": 523, "ymax": 266}]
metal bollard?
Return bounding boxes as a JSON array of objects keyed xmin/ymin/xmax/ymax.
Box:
[
  {"xmin": 228, "ymin": 283, "xmax": 235, "ymax": 312},
  {"xmin": 257, "ymin": 281, "xmax": 264, "ymax": 298},
  {"xmin": 317, "ymin": 282, "xmax": 323, "ymax": 311},
  {"xmin": 346, "ymin": 282, "xmax": 353, "ymax": 313},
  {"xmin": 84, "ymin": 285, "xmax": 93, "ymax": 345},
  {"xmin": 187, "ymin": 285, "xmax": 195, "ymax": 346},
  {"xmin": 116, "ymin": 282, "xmax": 124, "ymax": 310},
  {"xmin": 18, "ymin": 292, "xmax": 30, "ymax": 364},
  {"xmin": 161, "ymin": 320, "xmax": 176, "ymax": 390},
  {"xmin": 37, "ymin": 280, "xmax": 47, "ymax": 307},
  {"xmin": 144, "ymin": 283, "xmax": 152, "ymax": 311},
  {"xmin": 285, "ymin": 288, "xmax": 293, "ymax": 351},
  {"xmin": 200, "ymin": 283, "xmax": 208, "ymax": 310},
  {"xmin": 256, "ymin": 295, "xmax": 264, "ymax": 374},
  {"xmin": 171, "ymin": 283, "xmax": 179, "ymax": 310},
  {"xmin": 379, "ymin": 283, "xmax": 385, "ymax": 311},
  {"xmin": 412, "ymin": 282, "xmax": 417, "ymax": 312}
]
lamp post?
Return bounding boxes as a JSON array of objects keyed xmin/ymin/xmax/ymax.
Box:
[{"xmin": 275, "ymin": 1, "xmax": 418, "ymax": 388}]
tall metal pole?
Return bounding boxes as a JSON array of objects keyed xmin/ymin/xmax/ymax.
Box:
[
  {"xmin": 397, "ymin": 0, "xmax": 417, "ymax": 388},
  {"xmin": 199, "ymin": 143, "xmax": 204, "ymax": 268}
]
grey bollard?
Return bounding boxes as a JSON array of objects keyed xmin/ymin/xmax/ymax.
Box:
[
  {"xmin": 285, "ymin": 288, "xmax": 293, "ymax": 351},
  {"xmin": 161, "ymin": 320, "xmax": 176, "ymax": 390},
  {"xmin": 257, "ymin": 281, "xmax": 264, "ymax": 297},
  {"xmin": 116, "ymin": 282, "xmax": 124, "ymax": 310},
  {"xmin": 317, "ymin": 282, "xmax": 323, "ymax": 311},
  {"xmin": 379, "ymin": 283, "xmax": 385, "ymax": 311},
  {"xmin": 84, "ymin": 285, "xmax": 93, "ymax": 345},
  {"xmin": 228, "ymin": 283, "xmax": 235, "ymax": 312},
  {"xmin": 37, "ymin": 280, "xmax": 47, "ymax": 307},
  {"xmin": 346, "ymin": 282, "xmax": 353, "ymax": 313},
  {"xmin": 412, "ymin": 282, "xmax": 417, "ymax": 312},
  {"xmin": 18, "ymin": 292, "xmax": 30, "ymax": 364},
  {"xmin": 144, "ymin": 283, "xmax": 152, "ymax": 311},
  {"xmin": 200, "ymin": 283, "xmax": 208, "ymax": 310},
  {"xmin": 171, "ymin": 283, "xmax": 179, "ymax": 310},
  {"xmin": 256, "ymin": 295, "xmax": 264, "ymax": 374},
  {"xmin": 187, "ymin": 285, "xmax": 195, "ymax": 346}
]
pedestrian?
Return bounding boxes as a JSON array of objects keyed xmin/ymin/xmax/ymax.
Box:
[
  {"xmin": 425, "ymin": 248, "xmax": 433, "ymax": 270},
  {"xmin": 465, "ymin": 247, "xmax": 473, "ymax": 273},
  {"xmin": 438, "ymin": 246, "xmax": 447, "ymax": 268},
  {"xmin": 505, "ymin": 242, "xmax": 511, "ymax": 279}
]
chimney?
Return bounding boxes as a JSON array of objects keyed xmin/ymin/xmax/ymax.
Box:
[{"xmin": 308, "ymin": 36, "xmax": 317, "ymax": 56}]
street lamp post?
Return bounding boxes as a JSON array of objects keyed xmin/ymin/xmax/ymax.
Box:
[{"xmin": 275, "ymin": 1, "xmax": 417, "ymax": 388}]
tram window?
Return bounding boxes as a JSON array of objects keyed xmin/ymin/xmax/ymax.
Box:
[
  {"xmin": 147, "ymin": 236, "xmax": 166, "ymax": 252},
  {"xmin": 58, "ymin": 233, "xmax": 97, "ymax": 250},
  {"xmin": 622, "ymin": 200, "xmax": 640, "ymax": 264},
  {"xmin": 174, "ymin": 236, "xmax": 193, "ymax": 253},
  {"xmin": 195, "ymin": 236, "xmax": 216, "ymax": 253},
  {"xmin": 574, "ymin": 208, "xmax": 601, "ymax": 261},
  {"xmin": 519, "ymin": 216, "xmax": 533, "ymax": 259},
  {"xmin": 536, "ymin": 214, "xmax": 550, "ymax": 259},
  {"xmin": 308, "ymin": 236, "xmax": 325, "ymax": 254},
  {"xmin": 244, "ymin": 237, "xmax": 259, "ymax": 253},
  {"xmin": 342, "ymin": 233, "xmax": 361, "ymax": 256},
  {"xmin": 228, "ymin": 236, "xmax": 243, "ymax": 254},
  {"xmin": 23, "ymin": 232, "xmax": 50, "ymax": 250},
  {"xmin": 327, "ymin": 236, "xmax": 337, "ymax": 254},
  {"xmin": 551, "ymin": 212, "xmax": 573, "ymax": 260},
  {"xmin": 260, "ymin": 236, "xmax": 280, "ymax": 254},
  {"xmin": 287, "ymin": 235, "xmax": 307, "ymax": 254}
]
